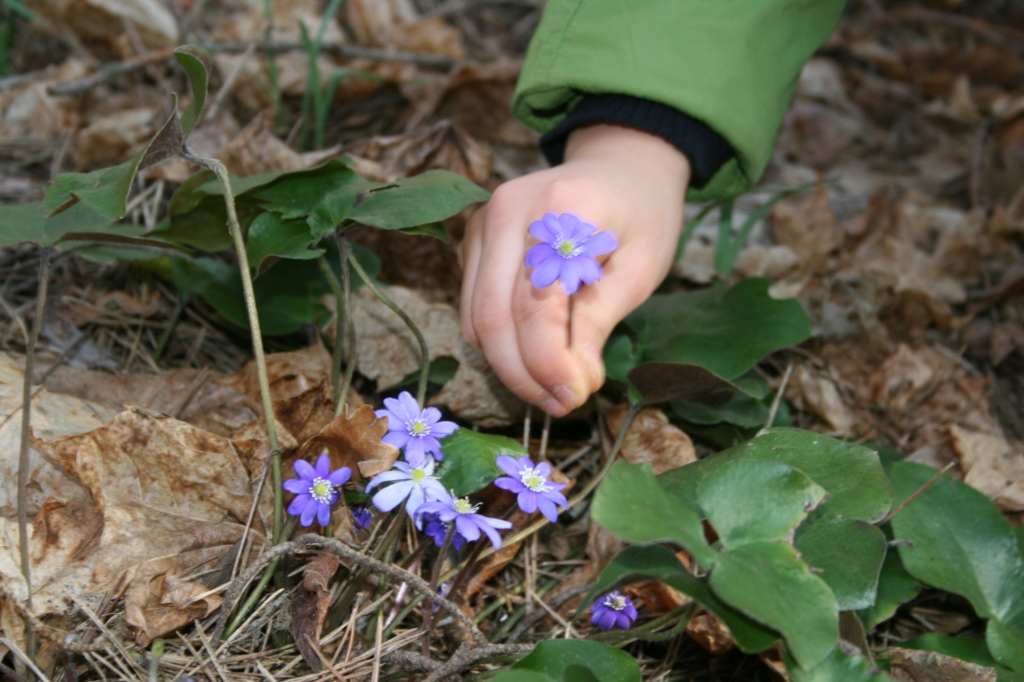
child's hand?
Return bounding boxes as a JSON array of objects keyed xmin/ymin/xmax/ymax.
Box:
[{"xmin": 459, "ymin": 124, "xmax": 692, "ymax": 416}]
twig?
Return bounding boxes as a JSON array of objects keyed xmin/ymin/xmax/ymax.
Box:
[
  {"xmin": 47, "ymin": 41, "xmax": 456, "ymax": 96},
  {"xmin": 346, "ymin": 242, "xmax": 430, "ymax": 406},
  {"xmin": 422, "ymin": 525, "xmax": 456, "ymax": 657},
  {"xmin": 0, "ymin": 638, "xmax": 51, "ymax": 682},
  {"xmin": 338, "ymin": 237, "xmax": 357, "ymax": 414},
  {"xmin": 880, "ymin": 461, "xmax": 957, "ymax": 525},
  {"xmin": 421, "ymin": 643, "xmax": 533, "ymax": 682},
  {"xmin": 214, "ymin": 535, "xmax": 487, "ymax": 645},
  {"xmin": 318, "ymin": 256, "xmax": 346, "ymax": 409},
  {"xmin": 765, "ymin": 361, "xmax": 794, "ymax": 429}
]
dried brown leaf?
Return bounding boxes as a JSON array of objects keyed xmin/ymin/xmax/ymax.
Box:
[
  {"xmin": 685, "ymin": 611, "xmax": 736, "ymax": 655},
  {"xmin": 888, "ymin": 647, "xmax": 997, "ymax": 682},
  {"xmin": 304, "ymin": 403, "xmax": 399, "ymax": 480},
  {"xmin": 949, "ymin": 424, "xmax": 1024, "ymax": 511},
  {"xmin": 605, "ymin": 405, "xmax": 697, "ymax": 475},
  {"xmin": 124, "ymin": 556, "xmax": 224, "ymax": 643},
  {"xmin": 221, "ymin": 344, "xmax": 333, "ymax": 406},
  {"xmin": 291, "ymin": 552, "xmax": 341, "ymax": 671}
]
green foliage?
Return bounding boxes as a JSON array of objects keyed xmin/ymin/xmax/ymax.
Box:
[
  {"xmin": 898, "ymin": 633, "xmax": 1024, "ymax": 681},
  {"xmin": 889, "ymin": 462, "xmax": 1024, "ymax": 672},
  {"xmin": 784, "ymin": 648, "xmax": 891, "ymax": 682},
  {"xmin": 604, "ymin": 278, "xmax": 811, "ymax": 403},
  {"xmin": 855, "ymin": 545, "xmax": 921, "ymax": 631},
  {"xmin": 492, "ymin": 640, "xmax": 642, "ymax": 682},
  {"xmin": 435, "ymin": 430, "xmax": 527, "ymax": 496},
  {"xmin": 794, "ymin": 511, "xmax": 887, "ymax": 611}
]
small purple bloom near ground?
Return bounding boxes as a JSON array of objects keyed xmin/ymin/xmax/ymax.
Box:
[
  {"xmin": 284, "ymin": 453, "xmax": 352, "ymax": 527},
  {"xmin": 493, "ymin": 455, "xmax": 569, "ymax": 523},
  {"xmin": 351, "ymin": 504, "xmax": 373, "ymax": 531},
  {"xmin": 590, "ymin": 591, "xmax": 638, "ymax": 631},
  {"xmin": 376, "ymin": 391, "xmax": 459, "ymax": 463},
  {"xmin": 421, "ymin": 512, "xmax": 467, "ymax": 551},
  {"xmin": 366, "ymin": 457, "xmax": 447, "ymax": 517},
  {"xmin": 524, "ymin": 212, "xmax": 618, "ymax": 295},
  {"xmin": 414, "ymin": 491, "xmax": 512, "ymax": 551}
]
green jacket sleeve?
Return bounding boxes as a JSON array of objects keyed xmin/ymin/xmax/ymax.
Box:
[{"xmin": 512, "ymin": 0, "xmax": 847, "ymax": 201}]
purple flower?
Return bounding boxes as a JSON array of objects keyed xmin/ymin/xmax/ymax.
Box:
[
  {"xmin": 414, "ymin": 491, "xmax": 512, "ymax": 551},
  {"xmin": 589, "ymin": 591, "xmax": 638, "ymax": 631},
  {"xmin": 421, "ymin": 512, "xmax": 467, "ymax": 551},
  {"xmin": 284, "ymin": 453, "xmax": 352, "ymax": 527},
  {"xmin": 366, "ymin": 457, "xmax": 448, "ymax": 517},
  {"xmin": 493, "ymin": 455, "xmax": 569, "ymax": 523},
  {"xmin": 524, "ymin": 212, "xmax": 618, "ymax": 295},
  {"xmin": 351, "ymin": 504, "xmax": 373, "ymax": 531},
  {"xmin": 376, "ymin": 391, "xmax": 459, "ymax": 463}
]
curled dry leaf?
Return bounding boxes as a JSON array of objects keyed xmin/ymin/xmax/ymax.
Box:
[
  {"xmin": 303, "ymin": 403, "xmax": 399, "ymax": 480},
  {"xmin": 786, "ymin": 364, "xmax": 856, "ymax": 435},
  {"xmin": 623, "ymin": 580, "xmax": 689, "ymax": 616},
  {"xmin": 685, "ymin": 611, "xmax": 737, "ymax": 656},
  {"xmin": 34, "ymin": 0, "xmax": 179, "ymax": 51},
  {"xmin": 290, "ymin": 552, "xmax": 341, "ymax": 671},
  {"xmin": 221, "ymin": 344, "xmax": 333, "ymax": 406},
  {"xmin": 124, "ymin": 555, "xmax": 225, "ymax": 643},
  {"xmin": 949, "ymin": 424, "xmax": 1024, "ymax": 512},
  {"xmin": 605, "ymin": 404, "xmax": 697, "ymax": 475}
]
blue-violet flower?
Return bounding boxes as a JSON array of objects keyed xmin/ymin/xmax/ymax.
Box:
[
  {"xmin": 414, "ymin": 491, "xmax": 512, "ymax": 551},
  {"xmin": 524, "ymin": 212, "xmax": 618, "ymax": 295},
  {"xmin": 351, "ymin": 504, "xmax": 373, "ymax": 531},
  {"xmin": 589, "ymin": 591, "xmax": 638, "ymax": 631},
  {"xmin": 376, "ymin": 391, "xmax": 459, "ymax": 464},
  {"xmin": 421, "ymin": 512, "xmax": 467, "ymax": 551},
  {"xmin": 366, "ymin": 457, "xmax": 447, "ymax": 517},
  {"xmin": 493, "ymin": 455, "xmax": 569, "ymax": 523},
  {"xmin": 284, "ymin": 453, "xmax": 352, "ymax": 527}
]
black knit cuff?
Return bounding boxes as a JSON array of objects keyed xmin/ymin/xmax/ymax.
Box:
[{"xmin": 538, "ymin": 93, "xmax": 735, "ymax": 187}]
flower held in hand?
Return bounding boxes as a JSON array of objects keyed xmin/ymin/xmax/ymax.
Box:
[
  {"xmin": 376, "ymin": 391, "xmax": 459, "ymax": 463},
  {"xmin": 414, "ymin": 491, "xmax": 512, "ymax": 551},
  {"xmin": 590, "ymin": 591, "xmax": 638, "ymax": 631},
  {"xmin": 494, "ymin": 455, "xmax": 569, "ymax": 522},
  {"xmin": 524, "ymin": 212, "xmax": 618, "ymax": 295},
  {"xmin": 284, "ymin": 453, "xmax": 352, "ymax": 527}
]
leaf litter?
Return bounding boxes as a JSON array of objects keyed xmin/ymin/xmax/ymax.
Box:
[{"xmin": 2, "ymin": 0, "xmax": 1024, "ymax": 680}]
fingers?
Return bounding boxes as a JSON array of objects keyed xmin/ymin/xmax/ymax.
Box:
[{"xmin": 458, "ymin": 209, "xmax": 484, "ymax": 347}]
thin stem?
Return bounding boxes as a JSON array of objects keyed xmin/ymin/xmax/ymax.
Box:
[
  {"xmin": 881, "ymin": 461, "xmax": 957, "ymax": 525},
  {"xmin": 181, "ymin": 150, "xmax": 283, "ymax": 543},
  {"xmin": 18, "ymin": 245, "xmax": 50, "ymax": 666},
  {"xmin": 147, "ymin": 639, "xmax": 163, "ymax": 682},
  {"xmin": 151, "ymin": 293, "xmax": 188, "ymax": 362},
  {"xmin": 422, "ymin": 526, "xmax": 456, "ymax": 657},
  {"xmin": 317, "ymin": 256, "xmax": 345, "ymax": 407},
  {"xmin": 223, "ymin": 555, "xmax": 280, "ymax": 640},
  {"xmin": 346, "ymin": 243, "xmax": 429, "ymax": 406},
  {"xmin": 338, "ymin": 237, "xmax": 356, "ymax": 415}
]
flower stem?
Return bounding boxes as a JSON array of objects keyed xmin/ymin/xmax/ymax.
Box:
[
  {"xmin": 317, "ymin": 256, "xmax": 345, "ymax": 406},
  {"xmin": 181, "ymin": 150, "xmax": 284, "ymax": 543},
  {"xmin": 422, "ymin": 525, "xmax": 456, "ymax": 657},
  {"xmin": 17, "ymin": 245, "xmax": 49, "ymax": 667},
  {"xmin": 345, "ymin": 243, "xmax": 430, "ymax": 406},
  {"xmin": 337, "ymin": 236, "xmax": 356, "ymax": 415}
]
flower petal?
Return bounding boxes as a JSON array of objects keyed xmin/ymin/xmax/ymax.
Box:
[
  {"xmin": 293, "ymin": 459, "xmax": 315, "ymax": 480},
  {"xmin": 581, "ymin": 230, "xmax": 618, "ymax": 256},
  {"xmin": 558, "ymin": 212, "xmax": 583, "ymax": 237},
  {"xmin": 557, "ymin": 258, "xmax": 583, "ymax": 295},
  {"xmin": 315, "ymin": 453, "xmax": 332, "ymax": 477},
  {"xmin": 524, "ymin": 243, "xmax": 557, "ymax": 268},
  {"xmin": 327, "ymin": 467, "xmax": 352, "ymax": 486},
  {"xmin": 517, "ymin": 490, "xmax": 538, "ymax": 514},
  {"xmin": 531, "ymin": 256, "xmax": 562, "ymax": 290},
  {"xmin": 421, "ymin": 407, "xmax": 442, "ymax": 425},
  {"xmin": 381, "ymin": 396, "xmax": 411, "ymax": 423},
  {"xmin": 536, "ymin": 496, "xmax": 559, "ymax": 523},
  {"xmin": 365, "ymin": 469, "xmax": 408, "ymax": 492},
  {"xmin": 493, "ymin": 477, "xmax": 522, "ymax": 492},
  {"xmin": 592, "ymin": 608, "xmax": 617, "ymax": 631},
  {"xmin": 576, "ymin": 255, "xmax": 603, "ymax": 285},
  {"xmin": 372, "ymin": 481, "xmax": 412, "ymax": 512},
  {"xmin": 430, "ymin": 420, "xmax": 459, "ymax": 438},
  {"xmin": 383, "ymin": 431, "xmax": 410, "ymax": 450},
  {"xmin": 288, "ymin": 494, "xmax": 310, "ymax": 516},
  {"xmin": 547, "ymin": 490, "xmax": 570, "ymax": 509},
  {"xmin": 316, "ymin": 502, "xmax": 332, "ymax": 527},
  {"xmin": 405, "ymin": 437, "xmax": 427, "ymax": 464},
  {"xmin": 397, "ymin": 392, "xmax": 422, "ymax": 419},
  {"xmin": 476, "ymin": 519, "xmax": 504, "ymax": 550},
  {"xmin": 528, "ymin": 214, "xmax": 559, "ymax": 242},
  {"xmin": 534, "ymin": 461, "xmax": 551, "ymax": 478},
  {"xmin": 496, "ymin": 455, "xmax": 525, "ymax": 477},
  {"xmin": 300, "ymin": 502, "xmax": 317, "ymax": 527},
  {"xmin": 454, "ymin": 515, "xmax": 482, "ymax": 542},
  {"xmin": 283, "ymin": 478, "xmax": 308, "ymax": 494}
]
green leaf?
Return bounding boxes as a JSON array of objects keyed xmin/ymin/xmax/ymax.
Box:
[
  {"xmin": 489, "ymin": 672, "xmax": 554, "ymax": 682},
  {"xmin": 669, "ymin": 391, "xmax": 769, "ymax": 428},
  {"xmin": 988, "ymin": 619, "xmax": 1024, "ymax": 672},
  {"xmin": 152, "ymin": 194, "xmax": 234, "ymax": 251},
  {"xmin": 398, "ymin": 222, "xmax": 450, "ymax": 242},
  {"xmin": 252, "ymin": 161, "xmax": 378, "ymax": 231},
  {"xmin": 856, "ymin": 545, "xmax": 921, "ymax": 631},
  {"xmin": 498, "ymin": 640, "xmax": 641, "ymax": 682},
  {"xmin": 889, "ymin": 462, "xmax": 1024, "ymax": 625},
  {"xmin": 435, "ymin": 429, "xmax": 527, "ymax": 497},
  {"xmin": 591, "ymin": 461, "xmax": 715, "ymax": 568},
  {"xmin": 710, "ymin": 540, "xmax": 839, "ymax": 670},
  {"xmin": 784, "ymin": 647, "xmax": 891, "ymax": 682},
  {"xmin": 345, "ymin": 170, "xmax": 490, "ymax": 230},
  {"xmin": 386, "ymin": 356, "xmax": 460, "ymax": 392},
  {"xmin": 607, "ymin": 279, "xmax": 811, "ymax": 392},
  {"xmin": 697, "ymin": 459, "xmax": 826, "ymax": 547},
  {"xmin": 246, "ymin": 212, "xmax": 322, "ymax": 272},
  {"xmin": 582, "ymin": 544, "xmax": 778, "ymax": 653},
  {"xmin": 660, "ymin": 428, "xmax": 891, "ymax": 524},
  {"xmin": 794, "ymin": 511, "xmax": 887, "ymax": 611},
  {"xmin": 173, "ymin": 46, "xmax": 211, "ymax": 139}
]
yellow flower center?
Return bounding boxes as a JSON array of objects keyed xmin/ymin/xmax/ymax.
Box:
[
  {"xmin": 408, "ymin": 419, "xmax": 428, "ymax": 437},
  {"xmin": 520, "ymin": 467, "xmax": 551, "ymax": 493},
  {"xmin": 453, "ymin": 497, "xmax": 480, "ymax": 514},
  {"xmin": 604, "ymin": 593, "xmax": 628, "ymax": 611},
  {"xmin": 309, "ymin": 478, "xmax": 334, "ymax": 503},
  {"xmin": 554, "ymin": 239, "xmax": 579, "ymax": 258},
  {"xmin": 411, "ymin": 468, "xmax": 427, "ymax": 483}
]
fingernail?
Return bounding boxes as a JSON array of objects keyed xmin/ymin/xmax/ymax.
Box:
[
  {"xmin": 540, "ymin": 396, "xmax": 565, "ymax": 416},
  {"xmin": 551, "ymin": 385, "xmax": 579, "ymax": 412}
]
